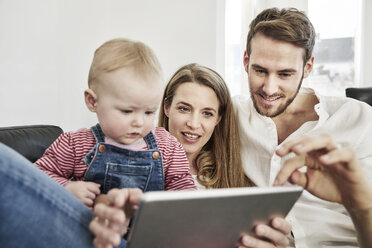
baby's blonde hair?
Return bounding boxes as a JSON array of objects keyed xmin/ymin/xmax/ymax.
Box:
[{"xmin": 88, "ymin": 38, "xmax": 163, "ymax": 87}]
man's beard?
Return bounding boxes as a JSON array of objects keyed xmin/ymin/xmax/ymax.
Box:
[{"xmin": 250, "ymin": 76, "xmax": 303, "ymax": 118}]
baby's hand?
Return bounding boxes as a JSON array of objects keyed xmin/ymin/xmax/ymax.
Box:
[{"xmin": 65, "ymin": 181, "xmax": 101, "ymax": 209}]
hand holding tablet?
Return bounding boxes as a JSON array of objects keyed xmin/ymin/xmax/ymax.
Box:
[{"xmin": 126, "ymin": 186, "xmax": 303, "ymax": 248}]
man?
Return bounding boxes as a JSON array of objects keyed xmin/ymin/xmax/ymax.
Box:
[{"xmin": 233, "ymin": 7, "xmax": 372, "ymax": 247}]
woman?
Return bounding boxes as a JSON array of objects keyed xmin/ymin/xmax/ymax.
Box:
[
  {"xmin": 159, "ymin": 63, "xmax": 254, "ymax": 189},
  {"xmin": 158, "ymin": 63, "xmax": 291, "ymax": 247}
]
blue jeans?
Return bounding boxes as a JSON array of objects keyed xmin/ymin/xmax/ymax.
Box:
[{"xmin": 0, "ymin": 143, "xmax": 95, "ymax": 247}]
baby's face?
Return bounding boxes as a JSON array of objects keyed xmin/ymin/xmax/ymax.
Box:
[{"xmin": 94, "ymin": 67, "xmax": 163, "ymax": 144}]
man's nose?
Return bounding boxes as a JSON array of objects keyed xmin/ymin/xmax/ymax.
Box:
[{"xmin": 262, "ymin": 74, "xmax": 279, "ymax": 96}]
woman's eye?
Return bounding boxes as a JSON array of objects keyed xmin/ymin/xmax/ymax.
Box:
[
  {"xmin": 177, "ymin": 106, "xmax": 190, "ymax": 112},
  {"xmin": 121, "ymin": 110, "xmax": 132, "ymax": 114},
  {"xmin": 145, "ymin": 111, "xmax": 155, "ymax": 115},
  {"xmin": 204, "ymin": 111, "xmax": 213, "ymax": 117}
]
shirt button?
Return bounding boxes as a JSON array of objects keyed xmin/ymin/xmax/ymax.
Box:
[
  {"xmin": 98, "ymin": 144, "xmax": 106, "ymax": 153},
  {"xmin": 152, "ymin": 151, "xmax": 160, "ymax": 159}
]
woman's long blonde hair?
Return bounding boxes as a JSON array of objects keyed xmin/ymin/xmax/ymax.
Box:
[{"xmin": 158, "ymin": 63, "xmax": 255, "ymax": 188}]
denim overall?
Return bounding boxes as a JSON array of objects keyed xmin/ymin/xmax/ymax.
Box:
[{"xmin": 83, "ymin": 124, "xmax": 164, "ymax": 194}]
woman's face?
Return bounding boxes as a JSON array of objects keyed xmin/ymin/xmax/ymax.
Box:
[{"xmin": 165, "ymin": 82, "xmax": 221, "ymax": 162}]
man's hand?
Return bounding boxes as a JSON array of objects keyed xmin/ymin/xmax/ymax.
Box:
[
  {"xmin": 65, "ymin": 181, "xmax": 101, "ymax": 208},
  {"xmin": 274, "ymin": 134, "xmax": 372, "ymax": 248},
  {"xmin": 89, "ymin": 188, "xmax": 142, "ymax": 248},
  {"xmin": 274, "ymin": 134, "xmax": 372, "ymax": 210},
  {"xmin": 238, "ymin": 217, "xmax": 291, "ymax": 248}
]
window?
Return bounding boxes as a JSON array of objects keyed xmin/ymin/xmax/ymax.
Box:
[
  {"xmin": 224, "ymin": 0, "xmax": 362, "ymax": 97},
  {"xmin": 225, "ymin": 0, "xmax": 244, "ymax": 96},
  {"xmin": 305, "ymin": 0, "xmax": 361, "ymax": 96}
]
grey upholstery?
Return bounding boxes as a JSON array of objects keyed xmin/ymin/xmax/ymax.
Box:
[
  {"xmin": 345, "ymin": 87, "xmax": 372, "ymax": 106},
  {"xmin": 0, "ymin": 125, "xmax": 63, "ymax": 162}
]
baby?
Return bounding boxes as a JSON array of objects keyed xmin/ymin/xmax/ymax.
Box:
[{"xmin": 35, "ymin": 38, "xmax": 196, "ymax": 208}]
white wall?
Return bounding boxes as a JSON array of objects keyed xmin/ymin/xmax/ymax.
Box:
[
  {"xmin": 0, "ymin": 0, "xmax": 223, "ymax": 131},
  {"xmin": 361, "ymin": 0, "xmax": 372, "ymax": 86}
]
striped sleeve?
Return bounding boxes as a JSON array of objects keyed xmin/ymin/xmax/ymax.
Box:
[
  {"xmin": 34, "ymin": 128, "xmax": 96, "ymax": 186},
  {"xmin": 154, "ymin": 127, "xmax": 196, "ymax": 191}
]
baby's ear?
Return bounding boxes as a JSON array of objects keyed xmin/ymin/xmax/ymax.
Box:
[{"xmin": 84, "ymin": 89, "xmax": 98, "ymax": 112}]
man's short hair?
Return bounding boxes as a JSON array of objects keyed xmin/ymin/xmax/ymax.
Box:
[{"xmin": 246, "ymin": 8, "xmax": 316, "ymax": 64}]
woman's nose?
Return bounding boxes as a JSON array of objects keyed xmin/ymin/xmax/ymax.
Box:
[{"xmin": 186, "ymin": 114, "xmax": 201, "ymax": 129}]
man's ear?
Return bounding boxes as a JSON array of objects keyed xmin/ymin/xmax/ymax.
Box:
[
  {"xmin": 303, "ymin": 56, "xmax": 314, "ymax": 78},
  {"xmin": 84, "ymin": 89, "xmax": 98, "ymax": 112},
  {"xmin": 243, "ymin": 51, "xmax": 250, "ymax": 73}
]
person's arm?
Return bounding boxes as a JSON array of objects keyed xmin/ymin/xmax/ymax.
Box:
[
  {"xmin": 34, "ymin": 132, "xmax": 76, "ymax": 185},
  {"xmin": 89, "ymin": 188, "xmax": 142, "ymax": 248},
  {"xmin": 347, "ymin": 206, "xmax": 372, "ymax": 248},
  {"xmin": 160, "ymin": 130, "xmax": 197, "ymax": 191},
  {"xmin": 274, "ymin": 134, "xmax": 372, "ymax": 248}
]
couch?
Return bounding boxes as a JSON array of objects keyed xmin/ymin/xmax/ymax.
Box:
[
  {"xmin": 345, "ymin": 87, "xmax": 372, "ymax": 106},
  {"xmin": 0, "ymin": 125, "xmax": 63, "ymax": 163}
]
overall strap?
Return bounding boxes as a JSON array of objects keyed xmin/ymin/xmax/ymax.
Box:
[
  {"xmin": 90, "ymin": 123, "xmax": 105, "ymax": 143},
  {"xmin": 143, "ymin": 130, "xmax": 158, "ymax": 150}
]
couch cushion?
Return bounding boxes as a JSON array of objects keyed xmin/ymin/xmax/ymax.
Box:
[{"xmin": 0, "ymin": 125, "xmax": 63, "ymax": 162}]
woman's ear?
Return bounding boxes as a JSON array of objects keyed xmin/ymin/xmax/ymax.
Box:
[
  {"xmin": 216, "ymin": 115, "xmax": 222, "ymax": 126},
  {"xmin": 84, "ymin": 89, "xmax": 98, "ymax": 112},
  {"xmin": 163, "ymin": 103, "xmax": 170, "ymax": 117}
]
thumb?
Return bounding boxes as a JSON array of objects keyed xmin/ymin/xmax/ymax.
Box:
[{"xmin": 289, "ymin": 171, "xmax": 308, "ymax": 189}]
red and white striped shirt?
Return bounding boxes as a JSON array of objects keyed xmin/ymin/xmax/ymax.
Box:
[{"xmin": 34, "ymin": 127, "xmax": 196, "ymax": 191}]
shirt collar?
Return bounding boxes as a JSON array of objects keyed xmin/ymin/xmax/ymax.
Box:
[{"xmin": 300, "ymin": 87, "xmax": 329, "ymax": 124}]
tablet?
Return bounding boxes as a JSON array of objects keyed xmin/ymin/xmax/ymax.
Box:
[{"xmin": 126, "ymin": 186, "xmax": 303, "ymax": 248}]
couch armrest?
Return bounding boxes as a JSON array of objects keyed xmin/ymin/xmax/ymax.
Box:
[
  {"xmin": 0, "ymin": 125, "xmax": 63, "ymax": 162},
  {"xmin": 346, "ymin": 87, "xmax": 372, "ymax": 106}
]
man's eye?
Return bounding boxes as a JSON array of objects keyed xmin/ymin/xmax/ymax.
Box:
[
  {"xmin": 254, "ymin": 69, "xmax": 266, "ymax": 74},
  {"xmin": 279, "ymin": 73, "xmax": 291, "ymax": 77}
]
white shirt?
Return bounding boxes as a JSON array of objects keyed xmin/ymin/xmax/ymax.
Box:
[
  {"xmin": 233, "ymin": 88, "xmax": 372, "ymax": 248},
  {"xmin": 192, "ymin": 175, "xmax": 207, "ymax": 190}
]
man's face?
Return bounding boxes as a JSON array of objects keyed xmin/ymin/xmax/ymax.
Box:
[{"xmin": 244, "ymin": 33, "xmax": 313, "ymax": 117}]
